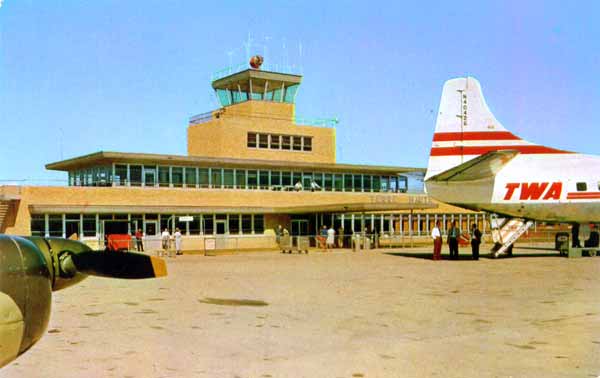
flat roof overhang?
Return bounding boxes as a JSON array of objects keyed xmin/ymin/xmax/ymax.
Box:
[
  {"xmin": 28, "ymin": 202, "xmax": 437, "ymax": 215},
  {"xmin": 212, "ymin": 69, "xmax": 302, "ymax": 93},
  {"xmin": 45, "ymin": 151, "xmax": 425, "ymax": 175}
]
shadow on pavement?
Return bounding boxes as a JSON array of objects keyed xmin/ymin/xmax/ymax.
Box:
[{"xmin": 383, "ymin": 249, "xmax": 562, "ymax": 260}]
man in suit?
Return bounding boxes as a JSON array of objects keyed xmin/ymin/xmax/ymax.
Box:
[
  {"xmin": 471, "ymin": 223, "xmax": 482, "ymax": 260},
  {"xmin": 447, "ymin": 221, "xmax": 459, "ymax": 260}
]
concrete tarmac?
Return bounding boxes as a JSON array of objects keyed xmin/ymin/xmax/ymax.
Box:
[{"xmin": 3, "ymin": 248, "xmax": 600, "ymax": 378}]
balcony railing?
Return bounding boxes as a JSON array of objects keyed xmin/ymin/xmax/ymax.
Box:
[
  {"xmin": 294, "ymin": 116, "xmax": 339, "ymax": 128},
  {"xmin": 189, "ymin": 111, "xmax": 213, "ymax": 125}
]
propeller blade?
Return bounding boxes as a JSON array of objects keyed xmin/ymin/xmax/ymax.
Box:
[{"xmin": 69, "ymin": 251, "xmax": 167, "ymax": 279}]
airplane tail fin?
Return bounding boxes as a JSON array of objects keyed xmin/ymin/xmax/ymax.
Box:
[{"xmin": 424, "ymin": 77, "xmax": 567, "ymax": 181}]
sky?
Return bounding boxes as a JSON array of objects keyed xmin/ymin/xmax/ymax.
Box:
[{"xmin": 0, "ymin": 1, "xmax": 599, "ymax": 184}]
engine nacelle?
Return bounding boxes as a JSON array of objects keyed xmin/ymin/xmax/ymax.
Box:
[{"xmin": 0, "ymin": 235, "xmax": 52, "ymax": 367}]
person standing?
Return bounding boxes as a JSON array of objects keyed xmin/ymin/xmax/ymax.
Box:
[
  {"xmin": 447, "ymin": 221, "xmax": 459, "ymax": 260},
  {"xmin": 276, "ymin": 224, "xmax": 283, "ymax": 246},
  {"xmin": 431, "ymin": 221, "xmax": 442, "ymax": 260},
  {"xmin": 174, "ymin": 227, "xmax": 183, "ymax": 255},
  {"xmin": 161, "ymin": 228, "xmax": 170, "ymax": 257},
  {"xmin": 470, "ymin": 223, "xmax": 482, "ymax": 260},
  {"xmin": 319, "ymin": 225, "xmax": 328, "ymax": 250},
  {"xmin": 326, "ymin": 226, "xmax": 335, "ymax": 250},
  {"xmin": 337, "ymin": 227, "xmax": 344, "ymax": 248},
  {"xmin": 135, "ymin": 228, "xmax": 144, "ymax": 252}
]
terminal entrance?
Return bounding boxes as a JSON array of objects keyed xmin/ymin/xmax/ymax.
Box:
[
  {"xmin": 291, "ymin": 219, "xmax": 309, "ymax": 236},
  {"xmin": 144, "ymin": 221, "xmax": 158, "ymax": 236}
]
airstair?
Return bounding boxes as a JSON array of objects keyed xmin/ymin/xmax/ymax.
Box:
[{"xmin": 489, "ymin": 215, "xmax": 534, "ymax": 257}]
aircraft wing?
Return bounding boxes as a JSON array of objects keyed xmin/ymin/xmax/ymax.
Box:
[{"xmin": 426, "ymin": 150, "xmax": 519, "ymax": 182}]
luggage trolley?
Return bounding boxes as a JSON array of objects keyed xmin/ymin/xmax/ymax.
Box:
[{"xmin": 280, "ymin": 235, "xmax": 309, "ymax": 254}]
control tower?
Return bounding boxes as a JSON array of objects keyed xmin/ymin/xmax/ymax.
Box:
[{"xmin": 187, "ymin": 59, "xmax": 336, "ymax": 164}]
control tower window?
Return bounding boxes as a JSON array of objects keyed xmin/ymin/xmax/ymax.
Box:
[
  {"xmin": 247, "ymin": 133, "xmax": 257, "ymax": 148},
  {"xmin": 284, "ymin": 84, "xmax": 299, "ymax": 103}
]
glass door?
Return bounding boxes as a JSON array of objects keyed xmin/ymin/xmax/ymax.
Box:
[
  {"xmin": 216, "ymin": 221, "xmax": 227, "ymax": 235},
  {"xmin": 291, "ymin": 220, "xmax": 309, "ymax": 236},
  {"xmin": 144, "ymin": 221, "xmax": 158, "ymax": 236}
]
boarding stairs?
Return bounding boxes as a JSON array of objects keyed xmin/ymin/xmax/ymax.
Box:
[{"xmin": 490, "ymin": 216, "xmax": 534, "ymax": 257}]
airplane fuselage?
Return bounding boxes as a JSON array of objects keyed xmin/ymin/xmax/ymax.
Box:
[{"xmin": 426, "ymin": 153, "xmax": 600, "ymax": 222}]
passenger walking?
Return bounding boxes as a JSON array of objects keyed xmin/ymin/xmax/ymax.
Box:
[
  {"xmin": 294, "ymin": 181, "xmax": 303, "ymax": 191},
  {"xmin": 135, "ymin": 228, "xmax": 144, "ymax": 252},
  {"xmin": 174, "ymin": 227, "xmax": 183, "ymax": 255},
  {"xmin": 161, "ymin": 228, "xmax": 170, "ymax": 257},
  {"xmin": 447, "ymin": 221, "xmax": 459, "ymax": 260},
  {"xmin": 470, "ymin": 223, "xmax": 482, "ymax": 260},
  {"xmin": 326, "ymin": 226, "xmax": 335, "ymax": 250},
  {"xmin": 310, "ymin": 180, "xmax": 321, "ymax": 191},
  {"xmin": 319, "ymin": 225, "xmax": 327, "ymax": 250},
  {"xmin": 431, "ymin": 221, "xmax": 442, "ymax": 260}
]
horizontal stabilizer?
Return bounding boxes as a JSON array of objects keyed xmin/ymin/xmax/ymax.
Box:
[
  {"xmin": 426, "ymin": 150, "xmax": 519, "ymax": 182},
  {"xmin": 71, "ymin": 251, "xmax": 168, "ymax": 279}
]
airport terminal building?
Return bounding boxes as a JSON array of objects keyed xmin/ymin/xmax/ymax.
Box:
[{"xmin": 0, "ymin": 64, "xmax": 483, "ymax": 251}]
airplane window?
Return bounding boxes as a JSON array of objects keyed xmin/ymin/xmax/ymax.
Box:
[{"xmin": 576, "ymin": 182, "xmax": 587, "ymax": 192}]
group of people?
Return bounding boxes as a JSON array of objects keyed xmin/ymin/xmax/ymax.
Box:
[
  {"xmin": 293, "ymin": 180, "xmax": 321, "ymax": 192},
  {"xmin": 160, "ymin": 228, "xmax": 183, "ymax": 256},
  {"xmin": 431, "ymin": 220, "xmax": 481, "ymax": 261},
  {"xmin": 319, "ymin": 225, "xmax": 337, "ymax": 250},
  {"xmin": 276, "ymin": 224, "xmax": 343, "ymax": 250},
  {"xmin": 132, "ymin": 228, "xmax": 183, "ymax": 256}
]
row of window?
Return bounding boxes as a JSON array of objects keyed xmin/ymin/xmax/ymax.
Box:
[
  {"xmin": 69, "ymin": 165, "xmax": 412, "ymax": 193},
  {"xmin": 308, "ymin": 213, "xmax": 487, "ymax": 236},
  {"xmin": 30, "ymin": 213, "xmax": 265, "ymax": 238},
  {"xmin": 576, "ymin": 182, "xmax": 600, "ymax": 192},
  {"xmin": 215, "ymin": 84, "xmax": 299, "ymax": 107},
  {"xmin": 247, "ymin": 132, "xmax": 312, "ymax": 151},
  {"xmin": 30, "ymin": 212, "xmax": 486, "ymax": 239}
]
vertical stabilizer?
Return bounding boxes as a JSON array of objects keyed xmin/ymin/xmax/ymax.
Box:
[{"xmin": 424, "ymin": 77, "xmax": 564, "ymax": 181}]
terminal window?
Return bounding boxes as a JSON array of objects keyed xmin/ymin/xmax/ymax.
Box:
[
  {"xmin": 248, "ymin": 132, "xmax": 313, "ymax": 152},
  {"xmin": 247, "ymin": 133, "xmax": 257, "ymax": 148},
  {"xmin": 271, "ymin": 135, "xmax": 280, "ymax": 149},
  {"xmin": 259, "ymin": 134, "xmax": 269, "ymax": 148}
]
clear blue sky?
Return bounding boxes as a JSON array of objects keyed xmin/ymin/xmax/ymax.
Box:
[{"xmin": 1, "ymin": 1, "xmax": 599, "ymax": 184}]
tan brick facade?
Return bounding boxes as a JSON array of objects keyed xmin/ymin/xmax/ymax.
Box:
[
  {"xmin": 3, "ymin": 185, "xmax": 467, "ymax": 236},
  {"xmin": 187, "ymin": 101, "xmax": 335, "ymax": 164}
]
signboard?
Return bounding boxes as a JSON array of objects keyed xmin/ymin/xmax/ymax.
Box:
[
  {"xmin": 204, "ymin": 238, "xmax": 216, "ymax": 250},
  {"xmin": 179, "ymin": 216, "xmax": 194, "ymax": 222}
]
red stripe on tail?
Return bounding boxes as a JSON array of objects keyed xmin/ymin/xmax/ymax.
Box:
[
  {"xmin": 432, "ymin": 131, "xmax": 521, "ymax": 142},
  {"xmin": 430, "ymin": 145, "xmax": 571, "ymax": 156}
]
